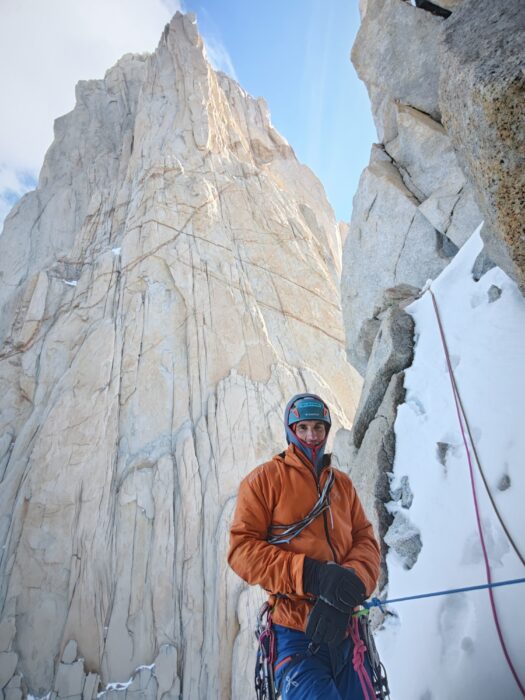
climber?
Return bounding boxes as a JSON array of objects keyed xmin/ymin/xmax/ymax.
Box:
[{"xmin": 228, "ymin": 393, "xmax": 381, "ymax": 699}]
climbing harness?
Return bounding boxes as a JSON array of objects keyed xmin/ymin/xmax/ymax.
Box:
[
  {"xmin": 429, "ymin": 288, "xmax": 525, "ymax": 697},
  {"xmin": 255, "ymin": 601, "xmax": 318, "ymax": 700},
  {"xmin": 267, "ymin": 469, "xmax": 335, "ymax": 545},
  {"xmin": 254, "ymin": 602, "xmax": 390, "ymax": 700}
]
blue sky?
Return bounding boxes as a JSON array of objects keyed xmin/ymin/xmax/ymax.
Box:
[
  {"xmin": 0, "ymin": 0, "xmax": 375, "ymax": 228},
  {"xmin": 184, "ymin": 0, "xmax": 375, "ymax": 223}
]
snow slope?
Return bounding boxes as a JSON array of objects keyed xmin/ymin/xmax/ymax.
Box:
[{"xmin": 377, "ymin": 229, "xmax": 525, "ymax": 700}]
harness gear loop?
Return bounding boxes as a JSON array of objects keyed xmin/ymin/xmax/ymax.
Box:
[{"xmin": 255, "ymin": 602, "xmax": 277, "ymax": 700}]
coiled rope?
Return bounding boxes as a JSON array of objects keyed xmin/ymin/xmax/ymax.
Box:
[{"xmin": 267, "ymin": 469, "xmax": 335, "ymax": 544}]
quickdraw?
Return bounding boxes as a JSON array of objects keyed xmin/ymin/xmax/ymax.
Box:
[{"xmin": 255, "ymin": 602, "xmax": 277, "ymax": 700}]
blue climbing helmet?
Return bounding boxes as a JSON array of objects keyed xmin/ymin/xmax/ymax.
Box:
[
  {"xmin": 284, "ymin": 393, "xmax": 331, "ymax": 471},
  {"xmin": 287, "ymin": 395, "xmax": 331, "ymax": 427}
]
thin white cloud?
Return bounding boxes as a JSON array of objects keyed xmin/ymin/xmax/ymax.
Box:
[
  {"xmin": 302, "ymin": 2, "xmax": 336, "ymax": 166},
  {"xmin": 0, "ymin": 167, "xmax": 36, "ymax": 229},
  {"xmin": 182, "ymin": 6, "xmax": 238, "ymax": 82},
  {"xmin": 0, "ymin": 0, "xmax": 181, "ymax": 229},
  {"xmin": 202, "ymin": 34, "xmax": 238, "ymax": 81}
]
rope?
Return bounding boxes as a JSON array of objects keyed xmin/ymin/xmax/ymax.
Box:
[
  {"xmin": 349, "ymin": 617, "xmax": 376, "ymax": 700},
  {"xmin": 267, "ymin": 469, "xmax": 335, "ymax": 544},
  {"xmin": 429, "ymin": 291, "xmax": 525, "ymax": 566},
  {"xmin": 429, "ymin": 288, "xmax": 525, "ymax": 697},
  {"xmin": 362, "ymin": 576, "xmax": 525, "ymax": 610}
]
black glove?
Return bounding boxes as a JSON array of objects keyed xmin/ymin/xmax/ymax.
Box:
[
  {"xmin": 305, "ymin": 599, "xmax": 351, "ymax": 645},
  {"xmin": 303, "ymin": 558, "xmax": 366, "ymax": 612}
]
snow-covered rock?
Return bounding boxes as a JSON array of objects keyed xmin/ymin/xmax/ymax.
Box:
[
  {"xmin": 379, "ymin": 229, "xmax": 525, "ymax": 699},
  {"xmin": 344, "ymin": 6, "xmax": 525, "ymax": 696}
]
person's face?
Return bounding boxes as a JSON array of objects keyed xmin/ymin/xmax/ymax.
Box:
[{"xmin": 294, "ymin": 420, "xmax": 327, "ymax": 446}]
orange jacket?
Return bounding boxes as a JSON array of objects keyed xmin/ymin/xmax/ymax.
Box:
[{"xmin": 228, "ymin": 444, "xmax": 380, "ymax": 632}]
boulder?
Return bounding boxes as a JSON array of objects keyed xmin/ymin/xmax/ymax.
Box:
[
  {"xmin": 61, "ymin": 640, "xmax": 78, "ymax": 665},
  {"xmin": 82, "ymin": 673, "xmax": 99, "ymax": 700},
  {"xmin": 385, "ymin": 104, "xmax": 482, "ymax": 246},
  {"xmin": 440, "ymin": 0, "xmax": 525, "ymax": 291},
  {"xmin": 4, "ymin": 675, "xmax": 22, "ymax": 700},
  {"xmin": 390, "ymin": 475, "xmax": 414, "ymax": 509},
  {"xmin": 333, "ymin": 371, "xmax": 407, "ymax": 589}
]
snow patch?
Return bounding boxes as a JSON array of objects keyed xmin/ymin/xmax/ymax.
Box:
[
  {"xmin": 97, "ymin": 663, "xmax": 156, "ymax": 696},
  {"xmin": 377, "ymin": 227, "xmax": 525, "ymax": 699}
]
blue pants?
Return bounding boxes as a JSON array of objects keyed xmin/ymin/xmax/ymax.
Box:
[{"xmin": 273, "ymin": 624, "xmax": 372, "ymax": 699}]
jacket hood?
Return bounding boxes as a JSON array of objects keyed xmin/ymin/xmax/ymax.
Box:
[{"xmin": 284, "ymin": 393, "xmax": 331, "ymax": 473}]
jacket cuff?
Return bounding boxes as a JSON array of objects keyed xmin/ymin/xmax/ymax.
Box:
[{"xmin": 293, "ymin": 553, "xmax": 307, "ymax": 596}]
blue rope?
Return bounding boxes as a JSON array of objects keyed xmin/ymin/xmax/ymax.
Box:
[{"xmin": 364, "ymin": 577, "xmax": 525, "ymax": 611}]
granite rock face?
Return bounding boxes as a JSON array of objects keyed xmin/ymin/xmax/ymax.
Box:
[
  {"xmin": 340, "ymin": 0, "xmax": 481, "ymax": 595},
  {"xmin": 440, "ymin": 0, "xmax": 525, "ymax": 291},
  {"xmin": 351, "ymin": 307, "xmax": 414, "ymax": 450},
  {"xmin": 346, "ymin": 1, "xmax": 484, "ymax": 373},
  {"xmin": 0, "ymin": 13, "xmax": 361, "ymax": 698},
  {"xmin": 333, "ymin": 370, "xmax": 407, "ymax": 590},
  {"xmin": 342, "ymin": 0, "xmax": 524, "ymax": 606},
  {"xmin": 352, "ymin": 0, "xmax": 443, "ymax": 142},
  {"xmin": 341, "ymin": 139, "xmax": 457, "ymax": 374}
]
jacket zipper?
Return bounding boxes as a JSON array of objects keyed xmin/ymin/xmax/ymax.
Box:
[{"xmin": 307, "ymin": 465, "xmax": 338, "ymax": 563}]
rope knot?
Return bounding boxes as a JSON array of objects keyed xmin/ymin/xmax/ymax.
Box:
[{"xmin": 352, "ymin": 637, "xmax": 367, "ymax": 668}]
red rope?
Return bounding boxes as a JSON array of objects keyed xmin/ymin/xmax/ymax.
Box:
[
  {"xmin": 429, "ymin": 289, "xmax": 525, "ymax": 697},
  {"xmin": 349, "ymin": 617, "xmax": 376, "ymax": 700}
]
